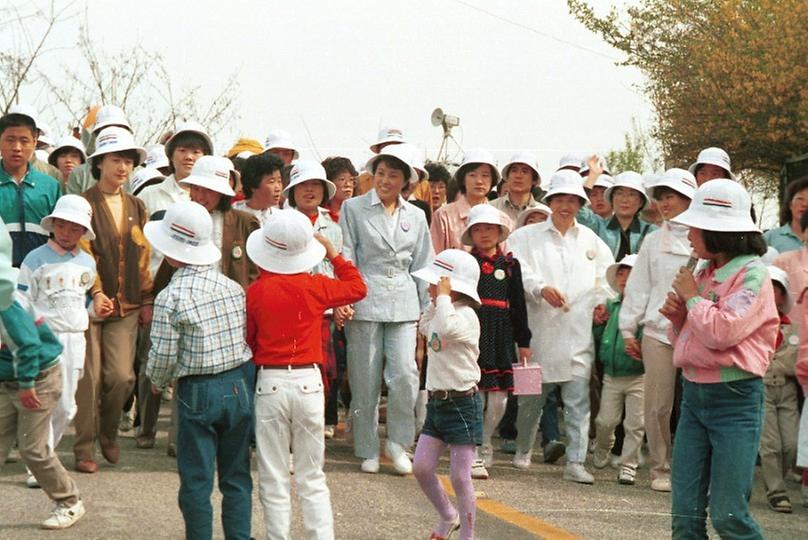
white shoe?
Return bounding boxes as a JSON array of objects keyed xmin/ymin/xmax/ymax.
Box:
[
  {"xmin": 323, "ymin": 425, "xmax": 335, "ymax": 439},
  {"xmin": 288, "ymin": 453, "xmax": 294, "ymax": 475},
  {"xmin": 592, "ymin": 448, "xmax": 610, "ymax": 469},
  {"xmin": 618, "ymin": 465, "xmax": 637, "ymax": 485},
  {"xmin": 471, "ymin": 459, "xmax": 489, "ymax": 480},
  {"xmin": 26, "ymin": 471, "xmax": 40, "ymax": 488},
  {"xmin": 563, "ymin": 462, "xmax": 594, "ymax": 485},
  {"xmin": 385, "ymin": 441, "xmax": 412, "ymax": 475},
  {"xmin": 651, "ymin": 477, "xmax": 672, "ymax": 492},
  {"xmin": 41, "ymin": 500, "xmax": 85, "ymax": 530},
  {"xmin": 479, "ymin": 444, "xmax": 494, "ymax": 468},
  {"xmin": 361, "ymin": 457, "xmax": 380, "ymax": 474},
  {"xmin": 512, "ymin": 451, "xmax": 531, "ymax": 470}
]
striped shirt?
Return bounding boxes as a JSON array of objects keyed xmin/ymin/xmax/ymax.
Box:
[{"xmin": 146, "ymin": 264, "xmax": 252, "ymax": 388}]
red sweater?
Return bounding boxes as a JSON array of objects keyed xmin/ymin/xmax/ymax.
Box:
[{"xmin": 247, "ymin": 255, "xmax": 367, "ymax": 366}]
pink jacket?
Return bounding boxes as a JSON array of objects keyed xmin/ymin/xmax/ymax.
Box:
[
  {"xmin": 669, "ymin": 255, "xmax": 779, "ymax": 383},
  {"xmin": 796, "ymin": 287, "xmax": 808, "ymax": 392}
]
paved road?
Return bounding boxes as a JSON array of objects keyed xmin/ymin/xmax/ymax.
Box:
[{"xmin": 2, "ymin": 407, "xmax": 807, "ymax": 539}]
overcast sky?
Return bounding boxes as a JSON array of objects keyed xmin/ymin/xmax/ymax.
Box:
[{"xmin": 17, "ymin": 0, "xmax": 652, "ymax": 181}]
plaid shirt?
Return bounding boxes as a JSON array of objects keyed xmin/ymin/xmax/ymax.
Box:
[{"xmin": 146, "ymin": 264, "xmax": 251, "ymax": 388}]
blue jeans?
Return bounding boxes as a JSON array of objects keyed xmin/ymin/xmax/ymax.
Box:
[
  {"xmin": 540, "ymin": 387, "xmax": 561, "ymax": 446},
  {"xmin": 672, "ymin": 378, "xmax": 764, "ymax": 540},
  {"xmin": 176, "ymin": 363, "xmax": 253, "ymax": 540}
]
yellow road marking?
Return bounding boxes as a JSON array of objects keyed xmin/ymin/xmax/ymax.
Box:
[{"xmin": 439, "ymin": 475, "xmax": 581, "ymax": 539}]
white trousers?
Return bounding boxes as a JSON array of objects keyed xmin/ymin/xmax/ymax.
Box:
[
  {"xmin": 50, "ymin": 331, "xmax": 85, "ymax": 450},
  {"xmin": 255, "ymin": 365, "xmax": 334, "ymax": 540}
]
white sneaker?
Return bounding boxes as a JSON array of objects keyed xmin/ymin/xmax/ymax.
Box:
[
  {"xmin": 563, "ymin": 462, "xmax": 594, "ymax": 485},
  {"xmin": 288, "ymin": 453, "xmax": 294, "ymax": 475},
  {"xmin": 512, "ymin": 451, "xmax": 531, "ymax": 470},
  {"xmin": 26, "ymin": 471, "xmax": 40, "ymax": 488},
  {"xmin": 479, "ymin": 444, "xmax": 494, "ymax": 468},
  {"xmin": 592, "ymin": 448, "xmax": 610, "ymax": 469},
  {"xmin": 41, "ymin": 500, "xmax": 85, "ymax": 530},
  {"xmin": 385, "ymin": 441, "xmax": 412, "ymax": 475},
  {"xmin": 361, "ymin": 457, "xmax": 380, "ymax": 474},
  {"xmin": 651, "ymin": 477, "xmax": 672, "ymax": 492},
  {"xmin": 471, "ymin": 459, "xmax": 489, "ymax": 480},
  {"xmin": 323, "ymin": 425, "xmax": 335, "ymax": 439},
  {"xmin": 618, "ymin": 465, "xmax": 637, "ymax": 485}
]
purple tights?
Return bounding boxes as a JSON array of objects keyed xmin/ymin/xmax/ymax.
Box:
[{"xmin": 413, "ymin": 434, "xmax": 476, "ymax": 539}]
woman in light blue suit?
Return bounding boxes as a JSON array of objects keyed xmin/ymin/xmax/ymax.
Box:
[{"xmin": 340, "ymin": 143, "xmax": 433, "ymax": 475}]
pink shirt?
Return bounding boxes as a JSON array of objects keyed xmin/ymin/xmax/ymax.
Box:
[
  {"xmin": 774, "ymin": 247, "xmax": 808, "ymax": 326},
  {"xmin": 669, "ymin": 255, "xmax": 779, "ymax": 383},
  {"xmin": 796, "ymin": 289, "xmax": 808, "ymax": 392},
  {"xmin": 430, "ymin": 196, "xmax": 512, "ymax": 253}
]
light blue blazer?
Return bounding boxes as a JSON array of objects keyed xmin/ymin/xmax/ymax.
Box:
[{"xmin": 340, "ymin": 190, "xmax": 433, "ymax": 322}]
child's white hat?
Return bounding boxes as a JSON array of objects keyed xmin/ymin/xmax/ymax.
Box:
[
  {"xmin": 41, "ymin": 195, "xmax": 95, "ymax": 241},
  {"xmin": 88, "ymin": 126, "xmax": 146, "ymax": 166},
  {"xmin": 143, "ymin": 144, "xmax": 169, "ymax": 170},
  {"xmin": 179, "ymin": 155, "xmax": 236, "ymax": 197},
  {"xmin": 501, "ymin": 152, "xmax": 540, "ymax": 182},
  {"xmin": 688, "ymin": 147, "xmax": 736, "ymax": 180},
  {"xmin": 670, "ymin": 178, "xmax": 759, "ymax": 233},
  {"xmin": 604, "ymin": 171, "xmax": 650, "ymax": 209},
  {"xmin": 648, "ymin": 168, "xmax": 697, "ymax": 200},
  {"xmin": 143, "ymin": 201, "xmax": 221, "ymax": 266},
  {"xmin": 516, "ymin": 204, "xmax": 552, "ymax": 228},
  {"xmin": 454, "ymin": 148, "xmax": 501, "ymax": 185},
  {"xmin": 165, "ymin": 121, "xmax": 214, "ymax": 158},
  {"xmin": 246, "ymin": 208, "xmax": 325, "ymax": 274},
  {"xmin": 606, "ymin": 254, "xmax": 638, "ymax": 291},
  {"xmin": 264, "ymin": 129, "xmax": 299, "ymax": 160},
  {"xmin": 365, "ymin": 143, "xmax": 419, "ymax": 185},
  {"xmin": 411, "ymin": 249, "xmax": 481, "ymax": 304},
  {"xmin": 370, "ymin": 125, "xmax": 407, "ymax": 154},
  {"xmin": 93, "ymin": 105, "xmax": 130, "ymax": 133},
  {"xmin": 131, "ymin": 166, "xmax": 165, "ymax": 196},
  {"xmin": 460, "ymin": 204, "xmax": 510, "ymax": 246},
  {"xmin": 768, "ymin": 266, "xmax": 793, "ymax": 314},
  {"xmin": 283, "ymin": 160, "xmax": 337, "ymax": 200},
  {"xmin": 48, "ymin": 137, "xmax": 87, "ymax": 167},
  {"xmin": 542, "ymin": 169, "xmax": 588, "ymax": 204}
]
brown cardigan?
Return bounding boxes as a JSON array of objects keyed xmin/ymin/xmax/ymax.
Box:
[
  {"xmin": 153, "ymin": 208, "xmax": 260, "ymax": 294},
  {"xmin": 81, "ymin": 185, "xmax": 153, "ymax": 317}
]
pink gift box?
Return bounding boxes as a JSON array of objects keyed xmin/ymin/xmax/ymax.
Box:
[{"xmin": 512, "ymin": 364, "xmax": 542, "ymax": 396}]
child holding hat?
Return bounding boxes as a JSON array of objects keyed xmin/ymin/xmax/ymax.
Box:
[
  {"xmin": 144, "ymin": 200, "xmax": 254, "ymax": 540},
  {"xmin": 460, "ymin": 204, "xmax": 531, "ymax": 478},
  {"xmin": 411, "ymin": 248, "xmax": 483, "ymax": 540},
  {"xmin": 246, "ymin": 209, "xmax": 367, "ymax": 540},
  {"xmin": 660, "ymin": 179, "xmax": 778, "ymax": 537}
]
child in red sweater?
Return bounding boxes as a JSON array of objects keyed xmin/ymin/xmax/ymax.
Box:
[{"xmin": 246, "ymin": 208, "xmax": 367, "ymax": 540}]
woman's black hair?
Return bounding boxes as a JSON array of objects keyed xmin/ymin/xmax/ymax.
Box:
[
  {"xmin": 456, "ymin": 163, "xmax": 495, "ymax": 195},
  {"xmin": 371, "ymin": 155, "xmax": 410, "ymax": 183},
  {"xmin": 287, "ymin": 180, "xmax": 331, "ymax": 208},
  {"xmin": 241, "ymin": 152, "xmax": 284, "ymax": 199},
  {"xmin": 322, "ymin": 156, "xmax": 357, "ymax": 181},
  {"xmin": 409, "ymin": 199, "xmax": 432, "ymax": 227},
  {"xmin": 445, "ymin": 177, "xmax": 461, "ymax": 204},
  {"xmin": 217, "ymin": 195, "xmax": 232, "ymax": 212},
  {"xmin": 0, "ymin": 113, "xmax": 37, "ymax": 137},
  {"xmin": 779, "ymin": 176, "xmax": 808, "ymax": 226},
  {"xmin": 425, "ymin": 162, "xmax": 450, "ymax": 185},
  {"xmin": 167, "ymin": 132, "xmax": 211, "ymax": 174},
  {"xmin": 701, "ymin": 230, "xmax": 767, "ymax": 258},
  {"xmin": 90, "ymin": 149, "xmax": 142, "ymax": 180},
  {"xmin": 800, "ymin": 207, "xmax": 808, "ymax": 232}
]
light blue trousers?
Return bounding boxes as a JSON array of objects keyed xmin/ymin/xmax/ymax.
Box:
[{"xmin": 345, "ymin": 320, "xmax": 418, "ymax": 459}]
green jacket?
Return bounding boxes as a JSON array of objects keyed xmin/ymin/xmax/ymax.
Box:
[
  {"xmin": 0, "ymin": 300, "xmax": 62, "ymax": 389},
  {"xmin": 594, "ymin": 296, "xmax": 644, "ymax": 377}
]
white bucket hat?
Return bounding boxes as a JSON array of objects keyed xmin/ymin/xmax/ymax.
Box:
[
  {"xmin": 460, "ymin": 204, "xmax": 511, "ymax": 246},
  {"xmin": 768, "ymin": 265, "xmax": 794, "ymax": 314},
  {"xmin": 36, "ymin": 122, "xmax": 54, "ymax": 147},
  {"xmin": 502, "ymin": 152, "xmax": 540, "ymax": 182},
  {"xmin": 283, "ymin": 160, "xmax": 337, "ymax": 201},
  {"xmin": 579, "ymin": 156, "xmax": 611, "ymax": 176},
  {"xmin": 93, "ymin": 105, "xmax": 131, "ymax": 133},
  {"xmin": 165, "ymin": 121, "xmax": 214, "ymax": 158},
  {"xmin": 670, "ymin": 178, "xmax": 760, "ymax": 233},
  {"xmin": 556, "ymin": 154, "xmax": 583, "ymax": 171},
  {"xmin": 131, "ymin": 166, "xmax": 165, "ymax": 195},
  {"xmin": 179, "ymin": 155, "xmax": 237, "ymax": 197},
  {"xmin": 143, "ymin": 144, "xmax": 170, "ymax": 169},
  {"xmin": 370, "ymin": 125, "xmax": 407, "ymax": 154},
  {"xmin": 541, "ymin": 169, "xmax": 588, "ymax": 204},
  {"xmin": 246, "ymin": 208, "xmax": 326, "ymax": 274},
  {"xmin": 592, "ymin": 174, "xmax": 615, "ymax": 190},
  {"xmin": 516, "ymin": 204, "xmax": 552, "ymax": 227},
  {"xmin": 688, "ymin": 147, "xmax": 736, "ymax": 180},
  {"xmin": 365, "ymin": 143, "xmax": 419, "ymax": 185},
  {"xmin": 648, "ymin": 168, "xmax": 697, "ymax": 201},
  {"xmin": 88, "ymin": 126, "xmax": 146, "ymax": 166},
  {"xmin": 8, "ymin": 103, "xmax": 39, "ymax": 130},
  {"xmin": 143, "ymin": 201, "xmax": 221, "ymax": 266},
  {"xmin": 264, "ymin": 129, "xmax": 299, "ymax": 160},
  {"xmin": 41, "ymin": 195, "xmax": 95, "ymax": 241},
  {"xmin": 606, "ymin": 254, "xmax": 638, "ymax": 291},
  {"xmin": 605, "ymin": 171, "xmax": 650, "ymax": 209},
  {"xmin": 455, "ymin": 148, "xmax": 501, "ymax": 184},
  {"xmin": 411, "ymin": 249, "xmax": 481, "ymax": 304},
  {"xmin": 48, "ymin": 137, "xmax": 87, "ymax": 167}
]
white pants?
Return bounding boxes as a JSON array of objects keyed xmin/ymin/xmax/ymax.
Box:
[
  {"xmin": 255, "ymin": 365, "xmax": 333, "ymax": 540},
  {"xmin": 595, "ymin": 374, "xmax": 645, "ymax": 468},
  {"xmin": 50, "ymin": 332, "xmax": 85, "ymax": 450}
]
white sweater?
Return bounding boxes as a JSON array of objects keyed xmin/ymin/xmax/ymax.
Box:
[
  {"xmin": 419, "ymin": 295, "xmax": 480, "ymax": 392},
  {"xmin": 509, "ymin": 220, "xmax": 614, "ymax": 383},
  {"xmin": 619, "ymin": 222, "xmax": 691, "ymax": 344}
]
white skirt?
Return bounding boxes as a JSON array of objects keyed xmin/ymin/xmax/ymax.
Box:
[{"xmin": 798, "ymin": 400, "xmax": 808, "ymax": 468}]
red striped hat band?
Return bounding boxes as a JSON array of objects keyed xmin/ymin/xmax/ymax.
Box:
[
  {"xmin": 434, "ymin": 259, "xmax": 454, "ymax": 272},
  {"xmin": 266, "ymin": 237, "xmax": 288, "ymax": 250}
]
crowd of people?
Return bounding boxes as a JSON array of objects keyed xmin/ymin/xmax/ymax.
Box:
[{"xmin": 0, "ymin": 102, "xmax": 807, "ymax": 540}]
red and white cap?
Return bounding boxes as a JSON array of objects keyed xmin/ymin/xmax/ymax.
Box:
[
  {"xmin": 246, "ymin": 208, "xmax": 326, "ymax": 274},
  {"xmin": 411, "ymin": 249, "xmax": 481, "ymax": 304},
  {"xmin": 88, "ymin": 126, "xmax": 146, "ymax": 166},
  {"xmin": 370, "ymin": 125, "xmax": 407, "ymax": 154},
  {"xmin": 283, "ymin": 160, "xmax": 336, "ymax": 200},
  {"xmin": 648, "ymin": 168, "xmax": 697, "ymax": 200},
  {"xmin": 670, "ymin": 178, "xmax": 759, "ymax": 232},
  {"xmin": 179, "ymin": 155, "xmax": 237, "ymax": 196},
  {"xmin": 143, "ymin": 201, "xmax": 221, "ymax": 266}
]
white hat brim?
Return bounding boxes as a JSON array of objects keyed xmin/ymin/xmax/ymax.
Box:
[
  {"xmin": 245, "ymin": 228, "xmax": 326, "ymax": 274},
  {"xmin": 180, "ymin": 175, "xmax": 236, "ymax": 197},
  {"xmin": 670, "ymin": 207, "xmax": 761, "ymax": 233},
  {"xmin": 89, "ymin": 146, "xmax": 147, "ymax": 167},
  {"xmin": 283, "ymin": 177, "xmax": 337, "ymax": 201},
  {"xmin": 542, "ymin": 185, "xmax": 589, "ymax": 204},
  {"xmin": 143, "ymin": 221, "xmax": 222, "ymax": 266},
  {"xmin": 687, "ymin": 161, "xmax": 737, "ymax": 181},
  {"xmin": 648, "ymin": 181, "xmax": 694, "ymax": 201},
  {"xmin": 40, "ymin": 213, "xmax": 95, "ymax": 241},
  {"xmin": 604, "ymin": 184, "xmax": 650, "ymax": 210},
  {"xmin": 365, "ymin": 154, "xmax": 419, "ymax": 185},
  {"xmin": 411, "ymin": 267, "xmax": 481, "ymax": 304},
  {"xmin": 460, "ymin": 222, "xmax": 509, "ymax": 246}
]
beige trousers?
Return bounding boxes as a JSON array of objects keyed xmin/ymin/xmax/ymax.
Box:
[
  {"xmin": 641, "ymin": 335, "xmax": 677, "ymax": 480},
  {"xmin": 759, "ymin": 381, "xmax": 800, "ymax": 499},
  {"xmin": 595, "ymin": 373, "xmax": 645, "ymax": 468},
  {"xmin": 0, "ymin": 365, "xmax": 80, "ymax": 505},
  {"xmin": 73, "ymin": 310, "xmax": 140, "ymax": 461}
]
